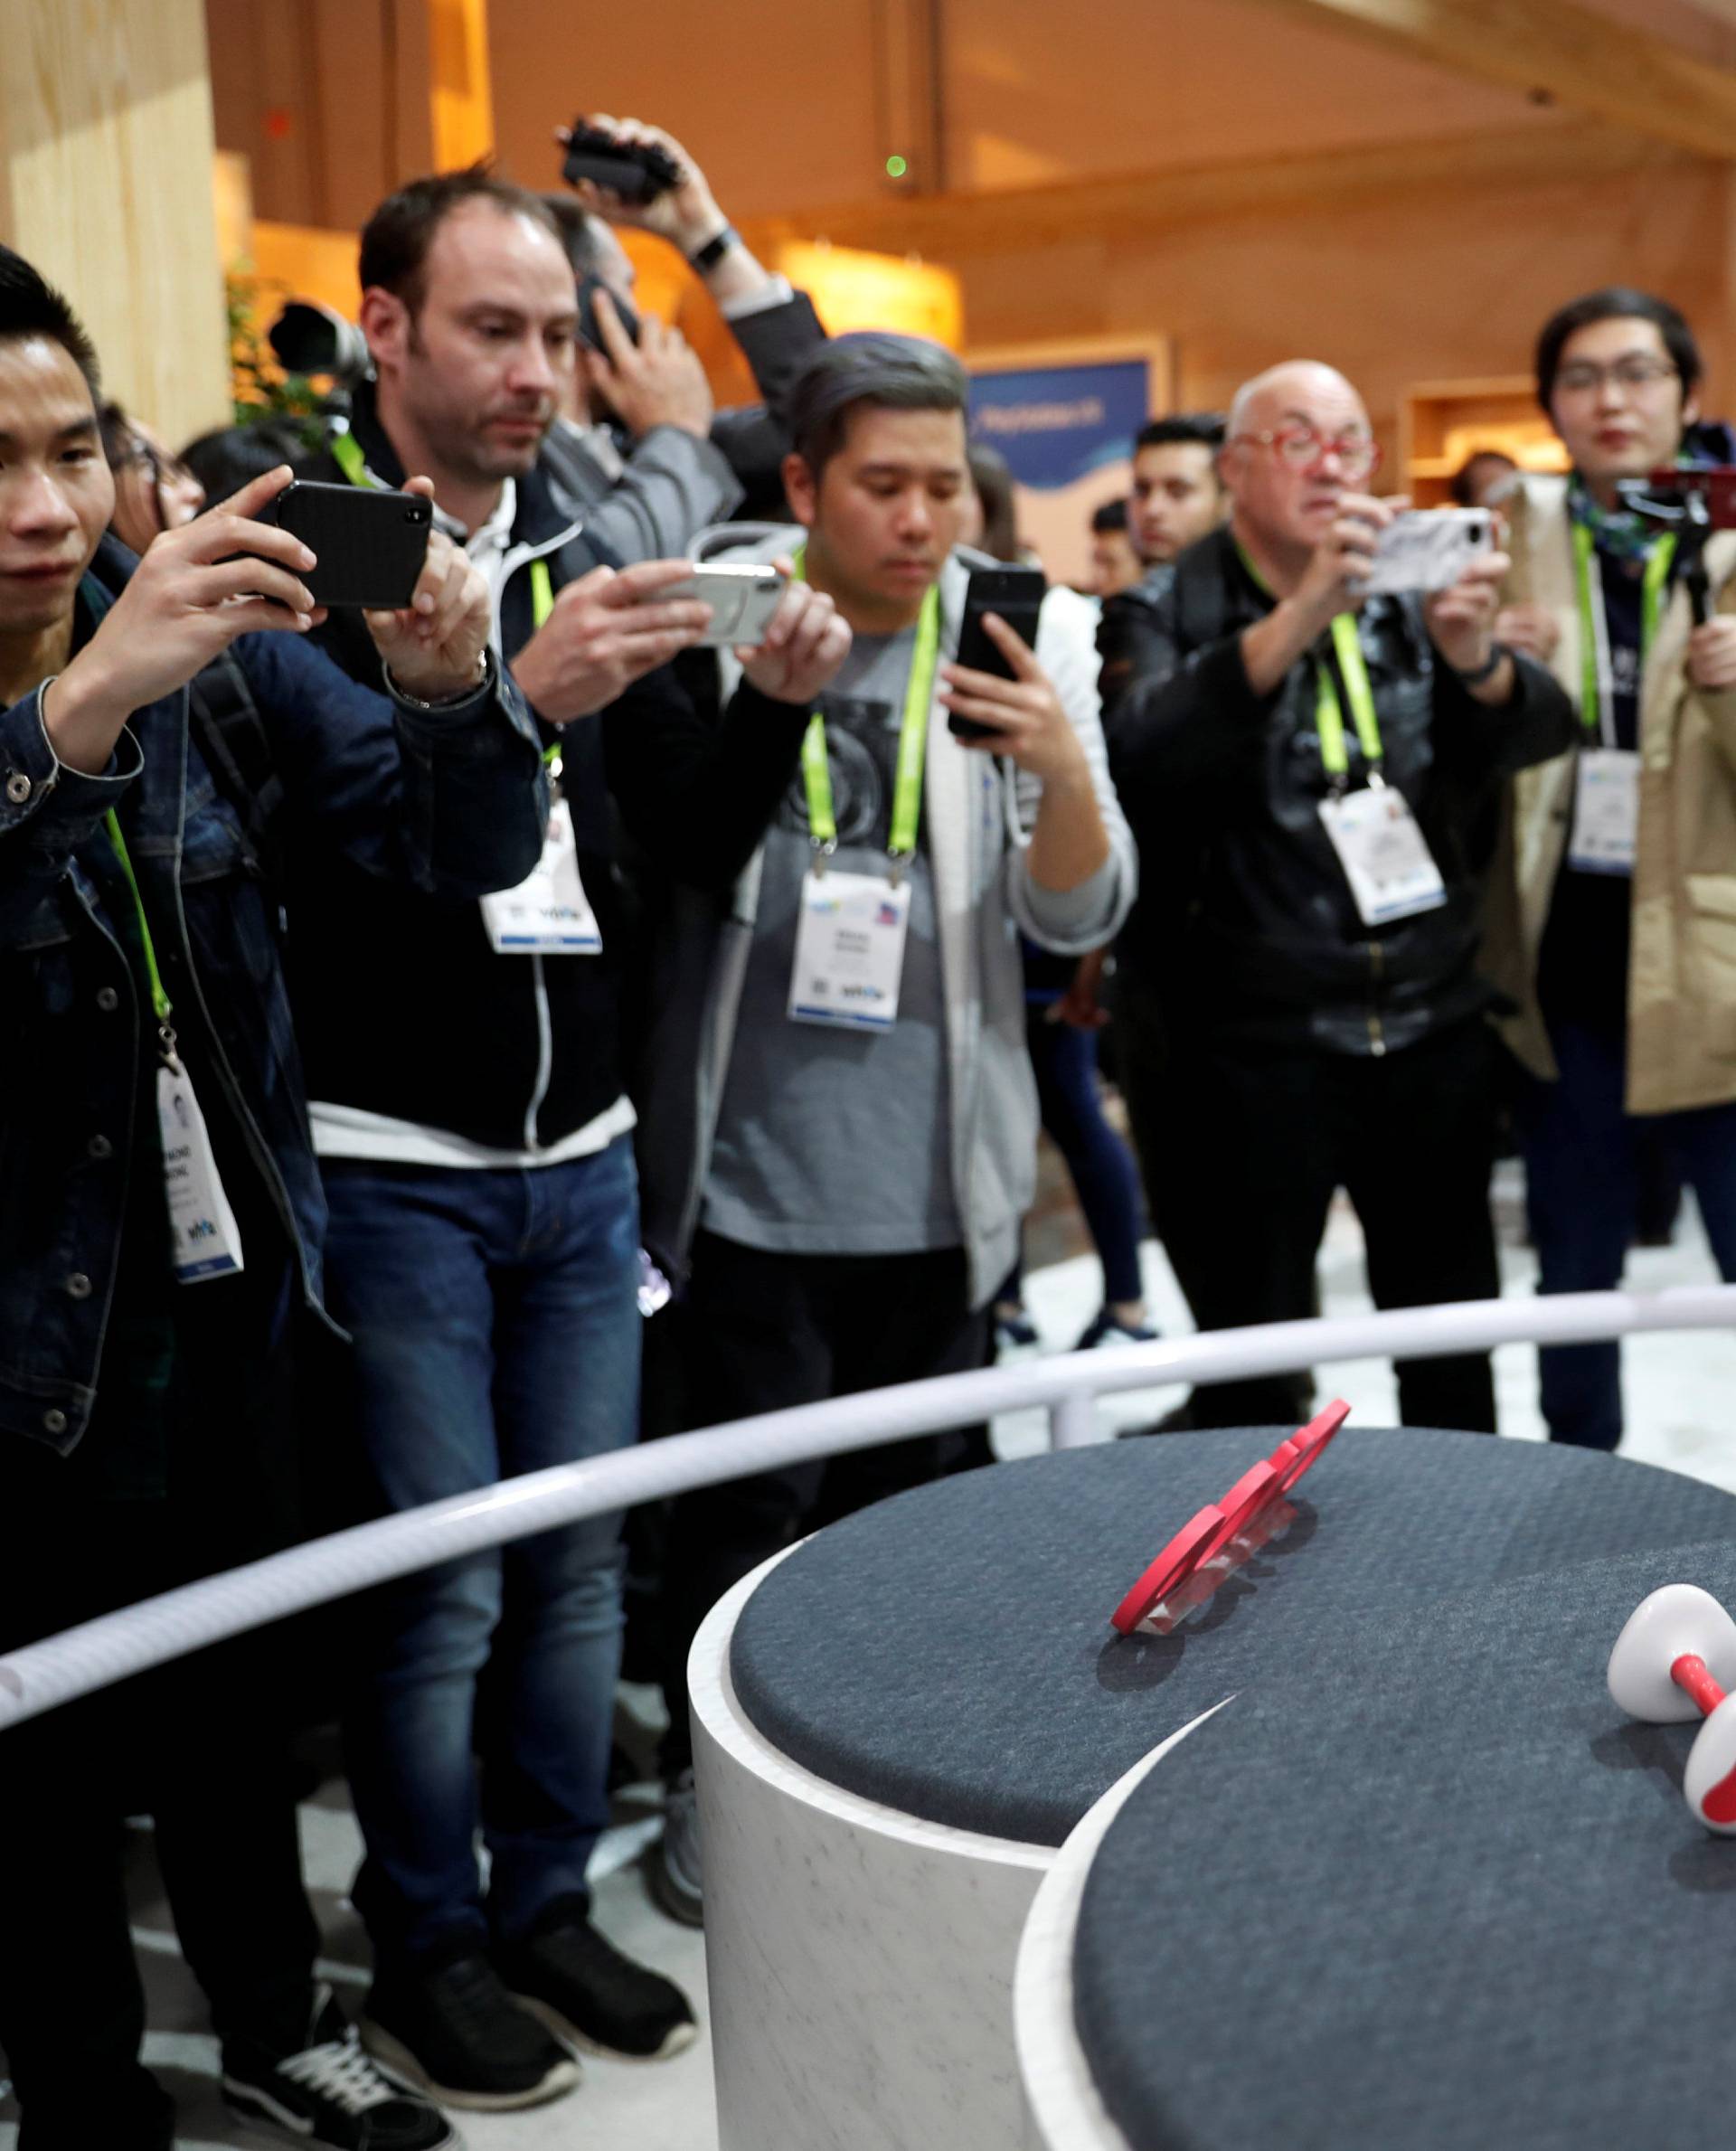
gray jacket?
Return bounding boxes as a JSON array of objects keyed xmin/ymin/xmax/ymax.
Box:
[{"xmin": 635, "ymin": 528, "xmax": 1137, "ymax": 1307}]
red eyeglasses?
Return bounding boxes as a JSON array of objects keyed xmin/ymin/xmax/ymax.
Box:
[{"xmin": 1109, "ymin": 1401, "xmax": 1352, "ymax": 1636}]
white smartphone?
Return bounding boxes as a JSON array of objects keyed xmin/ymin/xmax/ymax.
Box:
[
  {"xmin": 655, "ymin": 562, "xmax": 788, "ymax": 646},
  {"xmin": 1351, "ymin": 508, "xmax": 1495, "ymax": 598}
]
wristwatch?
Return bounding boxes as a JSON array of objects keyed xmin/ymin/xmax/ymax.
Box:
[
  {"xmin": 386, "ymin": 650, "xmax": 492, "ymax": 709},
  {"xmin": 687, "ymin": 223, "xmax": 740, "ymax": 274},
  {"xmin": 1449, "ymin": 643, "xmax": 1508, "ymax": 687}
]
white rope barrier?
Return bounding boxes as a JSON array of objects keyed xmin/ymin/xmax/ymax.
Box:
[{"xmin": 2, "ymin": 1284, "xmax": 1731, "ymax": 1732}]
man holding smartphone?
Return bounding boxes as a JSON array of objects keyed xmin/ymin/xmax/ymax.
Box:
[
  {"xmin": 633, "ymin": 332, "xmax": 1137, "ymax": 1924},
  {"xmin": 554, "ymin": 111, "xmax": 829, "ymax": 525},
  {"xmin": 1489, "ymin": 288, "xmax": 1736, "ymax": 1452},
  {"xmin": 292, "ymin": 166, "xmax": 849, "ymax": 2111},
  {"xmin": 1101, "ymin": 360, "xmax": 1575, "ymax": 1434},
  {"xmin": 0, "ymin": 244, "xmax": 542, "ymax": 2151}
]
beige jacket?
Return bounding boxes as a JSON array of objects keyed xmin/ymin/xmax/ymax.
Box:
[{"xmin": 1484, "ymin": 473, "xmax": 1736, "ymax": 1114}]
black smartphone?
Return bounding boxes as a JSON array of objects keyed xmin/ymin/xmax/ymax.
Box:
[
  {"xmin": 948, "ymin": 566, "xmax": 1047, "ymax": 741},
  {"xmin": 258, "ymin": 481, "xmax": 431, "ymax": 609},
  {"xmin": 576, "ymin": 271, "xmax": 642, "ymax": 353},
  {"xmin": 561, "ymin": 120, "xmax": 682, "ymax": 205}
]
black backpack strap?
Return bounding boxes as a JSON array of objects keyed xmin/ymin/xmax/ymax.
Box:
[{"xmin": 187, "ymin": 651, "xmax": 287, "ymax": 887}]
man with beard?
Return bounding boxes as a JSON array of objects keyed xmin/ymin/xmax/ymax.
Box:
[{"xmin": 293, "ymin": 168, "xmax": 851, "ymax": 2112}]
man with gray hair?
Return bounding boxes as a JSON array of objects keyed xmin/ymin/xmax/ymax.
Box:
[
  {"xmin": 636, "ymin": 331, "xmax": 1137, "ymax": 1922},
  {"xmin": 1102, "ymin": 360, "xmax": 1575, "ymax": 1434}
]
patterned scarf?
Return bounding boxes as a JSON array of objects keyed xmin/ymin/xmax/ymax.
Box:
[{"xmin": 1566, "ymin": 476, "xmax": 1657, "ymax": 562}]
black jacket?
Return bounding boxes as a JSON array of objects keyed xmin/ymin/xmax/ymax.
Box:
[
  {"xmin": 292, "ymin": 390, "xmax": 809, "ymax": 1150},
  {"xmin": 709, "ymin": 288, "xmax": 828, "ymax": 518},
  {"xmin": 1099, "ymin": 525, "xmax": 1577, "ymax": 1056}
]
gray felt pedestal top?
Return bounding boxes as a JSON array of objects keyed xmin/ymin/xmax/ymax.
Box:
[
  {"xmin": 728, "ymin": 1429, "xmax": 1736, "ymax": 1845},
  {"xmin": 1073, "ymin": 1541, "xmax": 1736, "ymax": 2151}
]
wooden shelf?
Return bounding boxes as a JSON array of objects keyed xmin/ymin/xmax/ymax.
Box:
[{"xmin": 1401, "ymin": 374, "xmax": 1569, "ymax": 506}]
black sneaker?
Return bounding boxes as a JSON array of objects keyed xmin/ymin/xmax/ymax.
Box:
[
  {"xmin": 361, "ymin": 1949, "xmax": 580, "ymax": 2113},
  {"xmin": 496, "ymin": 1898, "xmax": 698, "ymax": 2061},
  {"xmin": 222, "ymin": 1985, "xmax": 461, "ymax": 2147}
]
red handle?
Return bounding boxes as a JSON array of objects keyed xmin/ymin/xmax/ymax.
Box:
[{"xmin": 1672, "ymin": 1653, "xmax": 1728, "ymax": 1719}]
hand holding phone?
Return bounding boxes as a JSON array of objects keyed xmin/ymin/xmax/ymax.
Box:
[
  {"xmin": 1350, "ymin": 507, "xmax": 1494, "ymax": 598},
  {"xmin": 362, "ymin": 479, "xmax": 494, "ymax": 701},
  {"xmin": 938, "ymin": 587, "xmax": 1091, "ymax": 791},
  {"xmin": 576, "ymin": 275, "xmax": 641, "ymax": 353},
  {"xmin": 561, "ymin": 118, "xmax": 683, "ymax": 204},
  {"xmin": 510, "ymin": 559, "xmax": 716, "ymax": 724},
  {"xmin": 258, "ymin": 479, "xmax": 431, "ymax": 609},
  {"xmin": 46, "ymin": 467, "xmax": 326, "ymax": 769},
  {"xmin": 651, "ymin": 562, "xmax": 788, "ymax": 646},
  {"xmin": 948, "ymin": 566, "xmax": 1046, "ymax": 739},
  {"xmin": 737, "ymin": 570, "xmax": 852, "ymax": 704},
  {"xmin": 581, "ymin": 296, "xmax": 712, "ymax": 440}
]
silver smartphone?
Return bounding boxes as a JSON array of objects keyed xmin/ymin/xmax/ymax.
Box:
[
  {"xmin": 656, "ymin": 562, "xmax": 788, "ymax": 646},
  {"xmin": 1351, "ymin": 507, "xmax": 1494, "ymax": 597}
]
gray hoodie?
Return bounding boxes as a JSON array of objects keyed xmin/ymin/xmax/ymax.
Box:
[{"xmin": 635, "ymin": 525, "xmax": 1137, "ymax": 1307}]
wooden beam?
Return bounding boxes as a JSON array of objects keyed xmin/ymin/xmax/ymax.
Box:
[
  {"xmin": 1239, "ymin": 0, "xmax": 1736, "ymax": 163},
  {"xmin": 738, "ymin": 119, "xmax": 1690, "ymax": 265}
]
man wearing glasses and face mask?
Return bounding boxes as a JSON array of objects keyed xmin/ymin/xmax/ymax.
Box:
[
  {"xmin": 1102, "ymin": 360, "xmax": 1574, "ymax": 1434},
  {"xmin": 1489, "ymin": 289, "xmax": 1736, "ymax": 1455}
]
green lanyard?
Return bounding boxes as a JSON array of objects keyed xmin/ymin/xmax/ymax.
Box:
[
  {"xmin": 1236, "ymin": 542, "xmax": 1383, "ymax": 785},
  {"xmin": 103, "ymin": 811, "xmax": 176, "ymax": 1061},
  {"xmin": 1571, "ymin": 521, "xmax": 1675, "ymax": 744},
  {"xmin": 792, "ymin": 550, "xmax": 940, "ymax": 873},
  {"xmin": 330, "ymin": 429, "xmax": 372, "ymax": 489},
  {"xmin": 1316, "ymin": 615, "xmax": 1383, "ymax": 785}
]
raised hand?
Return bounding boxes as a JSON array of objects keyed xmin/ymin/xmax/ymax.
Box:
[
  {"xmin": 939, "ymin": 612, "xmax": 1090, "ymax": 788},
  {"xmin": 738, "ymin": 566, "xmax": 850, "ymax": 704},
  {"xmin": 508, "ymin": 558, "xmax": 714, "ymax": 723},
  {"xmin": 364, "ymin": 476, "xmax": 493, "ymax": 701},
  {"xmin": 44, "ymin": 466, "xmax": 324, "ymax": 774}
]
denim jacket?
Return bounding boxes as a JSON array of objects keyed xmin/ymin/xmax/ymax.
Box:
[{"xmin": 0, "ymin": 541, "xmax": 546, "ymax": 1457}]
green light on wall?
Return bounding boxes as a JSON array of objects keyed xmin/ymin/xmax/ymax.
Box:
[{"xmin": 885, "ymin": 155, "xmax": 909, "ymax": 179}]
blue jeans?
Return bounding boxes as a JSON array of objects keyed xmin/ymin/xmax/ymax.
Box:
[
  {"xmin": 1515, "ymin": 1021, "xmax": 1736, "ymax": 1452},
  {"xmin": 1027, "ymin": 1008, "xmax": 1146, "ymax": 1307},
  {"xmin": 321, "ymin": 1137, "xmax": 641, "ymax": 1961}
]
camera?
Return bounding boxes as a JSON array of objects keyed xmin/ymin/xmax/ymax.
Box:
[{"xmin": 268, "ymin": 300, "xmax": 373, "ymax": 388}]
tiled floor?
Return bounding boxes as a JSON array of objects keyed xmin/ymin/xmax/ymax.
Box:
[{"xmin": 4, "ymin": 1161, "xmax": 1733, "ymax": 2149}]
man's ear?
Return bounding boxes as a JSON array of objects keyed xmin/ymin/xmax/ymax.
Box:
[
  {"xmin": 358, "ymin": 287, "xmax": 410, "ymax": 376},
  {"xmin": 781, "ymin": 450, "xmax": 819, "ymax": 532}
]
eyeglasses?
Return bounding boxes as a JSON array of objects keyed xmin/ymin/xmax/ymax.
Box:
[
  {"xmin": 1232, "ymin": 426, "xmax": 1381, "ymax": 480},
  {"xmin": 1109, "ymin": 1399, "xmax": 1352, "ymax": 1636},
  {"xmin": 1553, "ymin": 357, "xmax": 1679, "ymax": 398}
]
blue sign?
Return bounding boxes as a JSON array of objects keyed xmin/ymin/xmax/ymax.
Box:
[{"xmin": 967, "ymin": 359, "xmax": 1152, "ymax": 492}]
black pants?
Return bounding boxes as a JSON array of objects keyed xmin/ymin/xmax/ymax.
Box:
[
  {"xmin": 1116, "ymin": 975, "xmax": 1312, "ymax": 1425},
  {"xmin": 0, "ymin": 1294, "xmax": 321, "ymax": 2150},
  {"xmin": 1146, "ymin": 1015, "xmax": 1502, "ymax": 1432},
  {"xmin": 658, "ymin": 1231, "xmax": 990, "ymax": 1769}
]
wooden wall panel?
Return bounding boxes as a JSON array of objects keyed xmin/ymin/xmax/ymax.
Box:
[
  {"xmin": 486, "ymin": 0, "xmax": 885, "ymax": 213},
  {"xmin": 0, "ymin": 0, "xmax": 231, "ymax": 445},
  {"xmin": 207, "ymin": 0, "xmax": 434, "ymax": 231},
  {"xmin": 957, "ymin": 159, "xmax": 1731, "ymax": 476}
]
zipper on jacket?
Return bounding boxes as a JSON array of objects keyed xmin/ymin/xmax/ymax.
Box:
[{"xmin": 1365, "ymin": 939, "xmax": 1387, "ymax": 1058}]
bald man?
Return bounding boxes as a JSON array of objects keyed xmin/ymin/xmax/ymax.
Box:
[{"xmin": 1100, "ymin": 360, "xmax": 1575, "ymax": 1434}]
